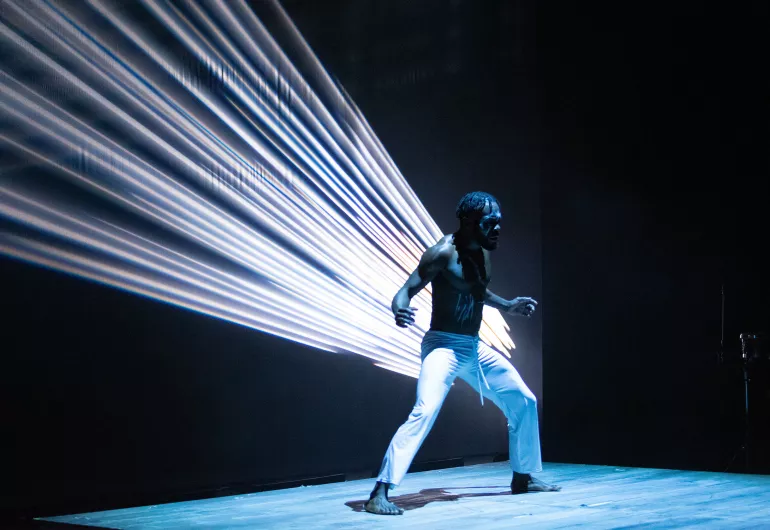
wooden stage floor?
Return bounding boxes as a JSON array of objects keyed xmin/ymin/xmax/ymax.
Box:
[{"xmin": 42, "ymin": 462, "xmax": 770, "ymax": 529}]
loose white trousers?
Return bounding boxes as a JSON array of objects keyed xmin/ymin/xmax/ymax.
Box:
[{"xmin": 376, "ymin": 330, "xmax": 543, "ymax": 488}]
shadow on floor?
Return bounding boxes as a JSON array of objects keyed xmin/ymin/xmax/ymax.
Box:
[
  {"xmin": 346, "ymin": 486, "xmax": 511, "ymax": 512},
  {"xmin": 0, "ymin": 520, "xmax": 110, "ymax": 530}
]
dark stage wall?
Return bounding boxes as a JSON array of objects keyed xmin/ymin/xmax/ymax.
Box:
[
  {"xmin": 2, "ymin": 0, "xmax": 542, "ymax": 517},
  {"xmin": 539, "ymin": 3, "xmax": 769, "ymax": 471}
]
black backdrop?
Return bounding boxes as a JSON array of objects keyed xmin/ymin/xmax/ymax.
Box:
[
  {"xmin": 2, "ymin": 0, "xmax": 542, "ymax": 518},
  {"xmin": 539, "ymin": 2, "xmax": 769, "ymax": 471}
]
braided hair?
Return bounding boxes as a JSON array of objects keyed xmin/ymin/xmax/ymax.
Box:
[
  {"xmin": 455, "ymin": 191, "xmax": 500, "ymax": 221},
  {"xmin": 452, "ymin": 191, "xmax": 498, "ymax": 290}
]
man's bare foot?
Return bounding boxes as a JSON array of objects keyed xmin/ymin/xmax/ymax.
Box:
[
  {"xmin": 364, "ymin": 481, "xmax": 404, "ymax": 515},
  {"xmin": 511, "ymin": 472, "xmax": 561, "ymax": 494}
]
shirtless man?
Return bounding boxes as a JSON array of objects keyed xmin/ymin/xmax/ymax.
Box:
[{"xmin": 365, "ymin": 191, "xmax": 560, "ymax": 516}]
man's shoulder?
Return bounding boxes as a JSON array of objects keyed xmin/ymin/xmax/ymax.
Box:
[
  {"xmin": 435, "ymin": 235, "xmax": 457, "ymax": 259},
  {"xmin": 423, "ymin": 235, "xmax": 456, "ymax": 266}
]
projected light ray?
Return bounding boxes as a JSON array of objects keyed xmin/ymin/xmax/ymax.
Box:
[
  {"xmin": 0, "ymin": 0, "xmax": 515, "ymax": 377},
  {"xmin": 0, "ymin": 125, "xmax": 425, "ymax": 371},
  {"xmin": 146, "ymin": 0, "xmax": 434, "ymax": 252},
  {"xmin": 0, "ymin": 192, "xmax": 422, "ymax": 375},
  {"xmin": 0, "ymin": 2, "xmax": 410, "ymax": 305},
  {"xmin": 89, "ymin": 0, "xmax": 402, "ymax": 248},
  {"xmin": 58, "ymin": 0, "xmax": 426, "ymax": 302},
  {"xmin": 256, "ymin": 1, "xmax": 438, "ymax": 238},
  {"xmin": 1, "ymin": 136, "xmax": 421, "ymax": 368}
]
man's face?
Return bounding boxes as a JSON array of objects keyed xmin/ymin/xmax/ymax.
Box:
[{"xmin": 475, "ymin": 201, "xmax": 502, "ymax": 251}]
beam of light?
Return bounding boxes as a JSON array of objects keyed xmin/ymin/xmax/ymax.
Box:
[{"xmin": 0, "ymin": 0, "xmax": 515, "ymax": 378}]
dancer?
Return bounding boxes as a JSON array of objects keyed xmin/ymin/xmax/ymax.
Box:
[{"xmin": 365, "ymin": 191, "xmax": 560, "ymax": 515}]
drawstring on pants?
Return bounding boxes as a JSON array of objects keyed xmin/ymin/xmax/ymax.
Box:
[{"xmin": 472, "ymin": 336, "xmax": 490, "ymax": 406}]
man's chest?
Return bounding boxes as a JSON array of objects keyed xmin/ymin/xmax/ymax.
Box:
[{"xmin": 443, "ymin": 251, "xmax": 492, "ymax": 292}]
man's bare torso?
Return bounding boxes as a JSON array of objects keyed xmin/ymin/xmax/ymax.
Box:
[{"xmin": 429, "ymin": 234, "xmax": 491, "ymax": 336}]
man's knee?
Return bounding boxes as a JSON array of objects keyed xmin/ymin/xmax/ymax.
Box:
[
  {"xmin": 523, "ymin": 390, "xmax": 537, "ymax": 408},
  {"xmin": 500, "ymin": 382, "xmax": 537, "ymax": 410},
  {"xmin": 409, "ymin": 399, "xmax": 442, "ymax": 420}
]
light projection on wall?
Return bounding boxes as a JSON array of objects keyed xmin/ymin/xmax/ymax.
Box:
[{"xmin": 0, "ymin": 0, "xmax": 515, "ymax": 377}]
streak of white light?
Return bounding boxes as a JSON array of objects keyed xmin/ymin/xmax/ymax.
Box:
[{"xmin": 0, "ymin": 0, "xmax": 516, "ymax": 377}]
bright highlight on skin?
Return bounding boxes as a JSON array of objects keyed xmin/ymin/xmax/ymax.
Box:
[{"xmin": 0, "ymin": 0, "xmax": 515, "ymax": 377}]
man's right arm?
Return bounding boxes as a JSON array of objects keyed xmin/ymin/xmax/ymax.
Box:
[{"xmin": 391, "ymin": 243, "xmax": 450, "ymax": 326}]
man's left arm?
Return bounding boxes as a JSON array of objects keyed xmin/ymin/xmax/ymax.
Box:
[
  {"xmin": 484, "ymin": 288, "xmax": 512, "ymax": 311},
  {"xmin": 485, "ymin": 288, "xmax": 538, "ymax": 317}
]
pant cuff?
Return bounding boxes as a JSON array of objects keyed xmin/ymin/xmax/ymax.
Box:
[{"xmin": 376, "ymin": 477, "xmax": 398, "ymax": 489}]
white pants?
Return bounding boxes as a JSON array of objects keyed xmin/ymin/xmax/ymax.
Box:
[{"xmin": 376, "ymin": 330, "xmax": 543, "ymax": 488}]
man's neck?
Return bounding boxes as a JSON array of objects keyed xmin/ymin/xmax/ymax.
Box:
[{"xmin": 454, "ymin": 230, "xmax": 480, "ymax": 252}]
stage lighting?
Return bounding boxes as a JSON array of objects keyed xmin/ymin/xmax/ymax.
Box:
[{"xmin": 0, "ymin": 0, "xmax": 515, "ymax": 377}]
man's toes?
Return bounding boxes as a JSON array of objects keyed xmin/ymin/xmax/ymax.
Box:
[{"xmin": 364, "ymin": 497, "xmax": 403, "ymax": 515}]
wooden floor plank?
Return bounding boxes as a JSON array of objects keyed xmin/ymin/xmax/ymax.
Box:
[{"xmin": 42, "ymin": 463, "xmax": 770, "ymax": 529}]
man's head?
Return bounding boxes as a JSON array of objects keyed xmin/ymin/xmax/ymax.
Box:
[{"xmin": 455, "ymin": 191, "xmax": 502, "ymax": 251}]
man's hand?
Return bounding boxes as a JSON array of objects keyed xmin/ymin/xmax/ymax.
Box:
[
  {"xmin": 394, "ymin": 307, "xmax": 418, "ymax": 328},
  {"xmin": 506, "ymin": 297, "xmax": 538, "ymax": 318}
]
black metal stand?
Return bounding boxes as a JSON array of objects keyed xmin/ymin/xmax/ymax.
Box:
[
  {"xmin": 724, "ymin": 363, "xmax": 751, "ymax": 473},
  {"xmin": 741, "ymin": 361, "xmax": 751, "ymax": 472},
  {"xmin": 721, "ymin": 283, "xmax": 750, "ymax": 473},
  {"xmin": 719, "ymin": 280, "xmax": 767, "ymax": 473},
  {"xmin": 724, "ymin": 332, "xmax": 768, "ymax": 473}
]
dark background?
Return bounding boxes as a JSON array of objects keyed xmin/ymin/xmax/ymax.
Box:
[
  {"xmin": 538, "ymin": 1, "xmax": 769, "ymax": 472},
  {"xmin": 2, "ymin": 0, "xmax": 768, "ymax": 520}
]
